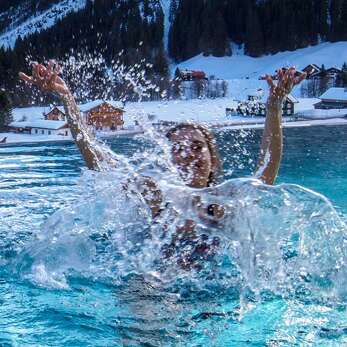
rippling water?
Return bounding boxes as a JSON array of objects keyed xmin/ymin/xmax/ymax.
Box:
[{"xmin": 1, "ymin": 126, "xmax": 347, "ymax": 346}]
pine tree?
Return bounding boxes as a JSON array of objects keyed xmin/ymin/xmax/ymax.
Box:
[
  {"xmin": 169, "ymin": 0, "xmax": 178, "ymax": 22},
  {"xmin": 244, "ymin": 3, "xmax": 264, "ymax": 57},
  {"xmin": 340, "ymin": 62, "xmax": 347, "ymax": 86},
  {"xmin": 341, "ymin": 0, "xmax": 347, "ymax": 40},
  {"xmin": 0, "ymin": 90, "xmax": 13, "ymax": 130},
  {"xmin": 317, "ymin": 0, "xmax": 329, "ymax": 39},
  {"xmin": 330, "ymin": 0, "xmax": 343, "ymax": 41}
]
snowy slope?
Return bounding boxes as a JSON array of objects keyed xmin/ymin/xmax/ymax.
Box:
[
  {"xmin": 160, "ymin": 0, "xmax": 171, "ymax": 51},
  {"xmin": 0, "ymin": 0, "xmax": 87, "ymax": 49},
  {"xmin": 175, "ymin": 41, "xmax": 347, "ymax": 79}
]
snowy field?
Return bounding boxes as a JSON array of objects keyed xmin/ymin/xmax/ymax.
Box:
[
  {"xmin": 174, "ymin": 41, "xmax": 347, "ymax": 80},
  {"xmin": 1, "ymin": 96, "xmax": 346, "ymax": 145}
]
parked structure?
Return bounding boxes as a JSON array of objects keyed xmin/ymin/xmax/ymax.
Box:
[
  {"xmin": 80, "ymin": 100, "xmax": 125, "ymax": 131},
  {"xmin": 314, "ymin": 87, "xmax": 347, "ymax": 109},
  {"xmin": 226, "ymin": 90, "xmax": 298, "ymax": 117}
]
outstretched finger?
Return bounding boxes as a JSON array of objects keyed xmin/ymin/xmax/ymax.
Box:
[
  {"xmin": 265, "ymin": 74, "xmax": 275, "ymax": 89},
  {"xmin": 19, "ymin": 72, "xmax": 34, "ymax": 84},
  {"xmin": 277, "ymin": 68, "xmax": 286, "ymax": 85},
  {"xmin": 54, "ymin": 63, "xmax": 62, "ymax": 75},
  {"xmin": 32, "ymin": 63, "xmax": 41, "ymax": 81},
  {"xmin": 37, "ymin": 64, "xmax": 48, "ymax": 80},
  {"xmin": 294, "ymin": 72, "xmax": 307, "ymax": 85},
  {"xmin": 282, "ymin": 67, "xmax": 295, "ymax": 92},
  {"xmin": 47, "ymin": 60, "xmax": 55, "ymax": 72}
]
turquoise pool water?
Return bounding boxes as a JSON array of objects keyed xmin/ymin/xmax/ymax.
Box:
[{"xmin": 0, "ymin": 125, "xmax": 346, "ymax": 346}]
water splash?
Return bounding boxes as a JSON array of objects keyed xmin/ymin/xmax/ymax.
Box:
[{"xmin": 8, "ymin": 157, "xmax": 346, "ymax": 306}]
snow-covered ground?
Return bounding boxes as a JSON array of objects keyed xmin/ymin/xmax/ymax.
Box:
[
  {"xmin": 1, "ymin": 96, "xmax": 346, "ymax": 145},
  {"xmin": 174, "ymin": 41, "xmax": 347, "ymax": 80}
]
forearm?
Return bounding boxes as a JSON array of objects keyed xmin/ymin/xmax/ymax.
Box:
[
  {"xmin": 60, "ymin": 92, "xmax": 116, "ymax": 170},
  {"xmin": 255, "ymin": 96, "xmax": 283, "ymax": 185}
]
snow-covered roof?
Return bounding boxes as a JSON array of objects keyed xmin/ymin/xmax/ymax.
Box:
[
  {"xmin": 287, "ymin": 94, "xmax": 299, "ymax": 103},
  {"xmin": 10, "ymin": 120, "xmax": 67, "ymax": 130},
  {"xmin": 79, "ymin": 100, "xmax": 124, "ymax": 112},
  {"xmin": 319, "ymin": 88, "xmax": 347, "ymax": 101},
  {"xmin": 13, "ymin": 106, "xmax": 52, "ymax": 122}
]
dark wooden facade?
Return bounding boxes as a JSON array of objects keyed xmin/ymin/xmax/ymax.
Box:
[
  {"xmin": 85, "ymin": 102, "xmax": 124, "ymax": 131},
  {"xmin": 44, "ymin": 107, "xmax": 66, "ymax": 121},
  {"xmin": 302, "ymin": 64, "xmax": 321, "ymax": 77}
]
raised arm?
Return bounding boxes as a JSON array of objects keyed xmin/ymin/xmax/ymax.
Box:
[
  {"xmin": 19, "ymin": 61, "xmax": 116, "ymax": 170},
  {"xmin": 255, "ymin": 68, "xmax": 306, "ymax": 185}
]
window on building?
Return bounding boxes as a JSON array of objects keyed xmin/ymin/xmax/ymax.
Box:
[
  {"xmin": 41, "ymin": 130, "xmax": 44, "ymax": 134},
  {"xmin": 65, "ymin": 131, "xmax": 68, "ymax": 136},
  {"xmin": 35, "ymin": 129, "xmax": 38, "ymax": 134},
  {"xmin": 48, "ymin": 131, "xmax": 51, "ymax": 135}
]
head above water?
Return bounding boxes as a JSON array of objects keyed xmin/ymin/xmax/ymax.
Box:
[{"xmin": 166, "ymin": 123, "xmax": 222, "ymax": 188}]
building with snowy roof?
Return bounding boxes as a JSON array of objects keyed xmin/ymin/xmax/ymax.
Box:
[
  {"xmin": 315, "ymin": 87, "xmax": 347, "ymax": 109},
  {"xmin": 79, "ymin": 100, "xmax": 125, "ymax": 131},
  {"xmin": 9, "ymin": 120, "xmax": 71, "ymax": 137},
  {"xmin": 44, "ymin": 106, "xmax": 66, "ymax": 121},
  {"xmin": 302, "ymin": 64, "xmax": 321, "ymax": 77},
  {"xmin": 227, "ymin": 90, "xmax": 299, "ymax": 117}
]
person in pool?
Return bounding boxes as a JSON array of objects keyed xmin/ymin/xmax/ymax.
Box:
[{"xmin": 19, "ymin": 62, "xmax": 306, "ymax": 268}]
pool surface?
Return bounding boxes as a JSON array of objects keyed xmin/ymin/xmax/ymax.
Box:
[{"xmin": 0, "ymin": 125, "xmax": 347, "ymax": 346}]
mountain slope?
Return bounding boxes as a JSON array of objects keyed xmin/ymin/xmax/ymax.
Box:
[{"xmin": 0, "ymin": 0, "xmax": 86, "ymax": 49}]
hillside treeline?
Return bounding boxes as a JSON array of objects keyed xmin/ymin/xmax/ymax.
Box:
[
  {"xmin": 169, "ymin": 0, "xmax": 347, "ymax": 60},
  {"xmin": 0, "ymin": 0, "xmax": 168, "ymax": 105},
  {"xmin": 1, "ymin": 0, "xmax": 347, "ymax": 105}
]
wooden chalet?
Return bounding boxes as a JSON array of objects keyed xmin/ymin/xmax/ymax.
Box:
[
  {"xmin": 80, "ymin": 101, "xmax": 125, "ymax": 131},
  {"xmin": 326, "ymin": 67, "xmax": 342, "ymax": 76},
  {"xmin": 44, "ymin": 106, "xmax": 66, "ymax": 121},
  {"xmin": 314, "ymin": 87, "xmax": 347, "ymax": 109},
  {"xmin": 302, "ymin": 64, "xmax": 321, "ymax": 77},
  {"xmin": 310, "ymin": 66, "xmax": 342, "ymax": 80}
]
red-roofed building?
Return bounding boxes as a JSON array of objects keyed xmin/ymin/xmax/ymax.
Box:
[{"xmin": 178, "ymin": 69, "xmax": 207, "ymax": 81}]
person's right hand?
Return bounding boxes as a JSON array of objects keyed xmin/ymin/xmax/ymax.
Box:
[
  {"xmin": 265, "ymin": 67, "xmax": 306, "ymax": 101},
  {"xmin": 19, "ymin": 61, "xmax": 70, "ymax": 96}
]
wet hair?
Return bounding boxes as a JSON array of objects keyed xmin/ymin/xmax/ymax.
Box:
[{"xmin": 165, "ymin": 123, "xmax": 222, "ymax": 186}]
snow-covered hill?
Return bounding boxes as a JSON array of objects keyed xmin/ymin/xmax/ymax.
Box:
[
  {"xmin": 175, "ymin": 41, "xmax": 347, "ymax": 79},
  {"xmin": 0, "ymin": 0, "xmax": 86, "ymax": 49}
]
